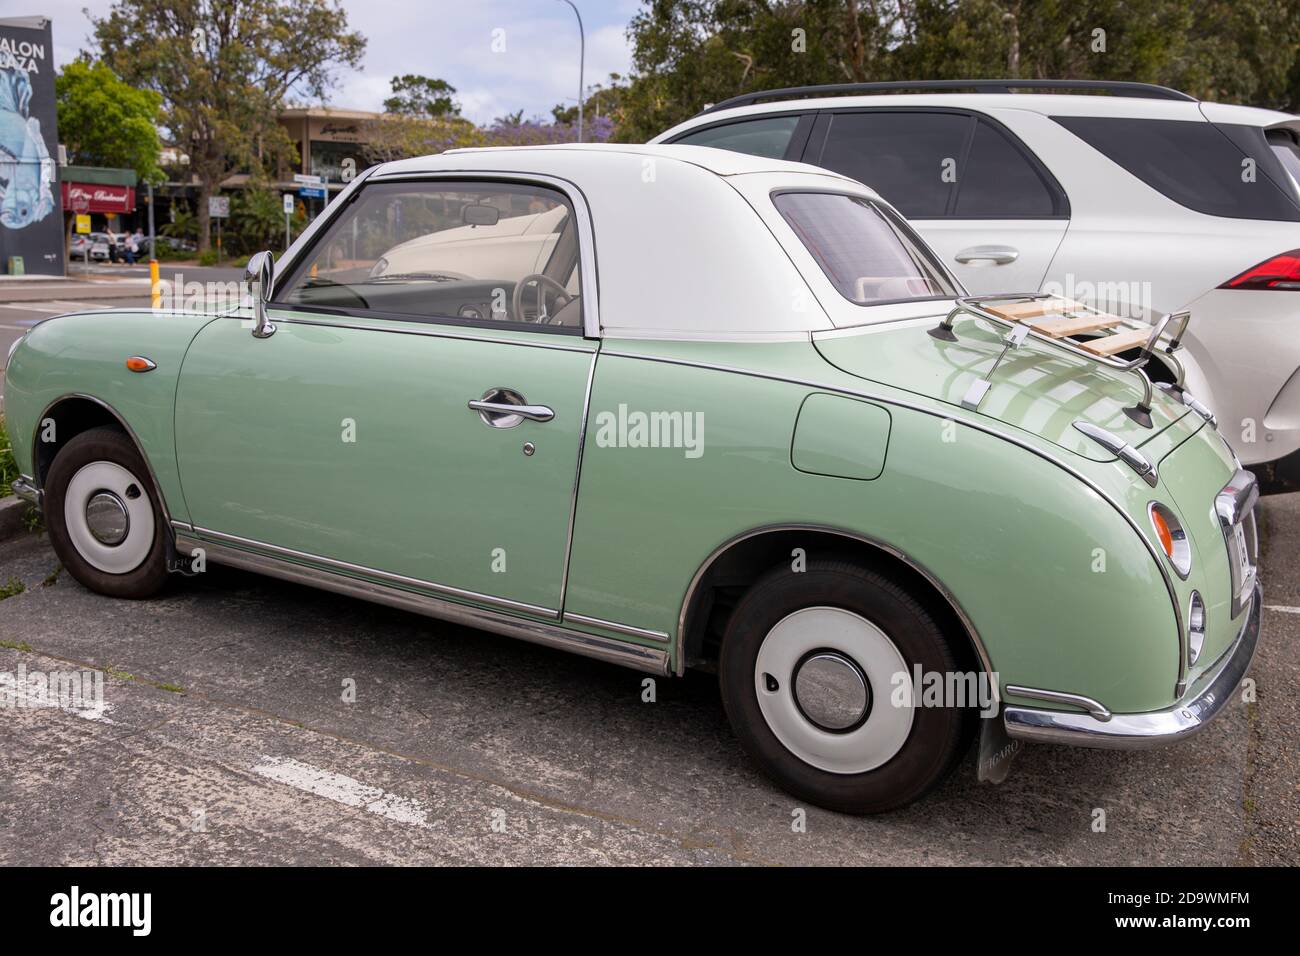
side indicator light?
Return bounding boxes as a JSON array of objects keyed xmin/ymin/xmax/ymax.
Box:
[{"xmin": 126, "ymin": 356, "xmax": 157, "ymax": 373}]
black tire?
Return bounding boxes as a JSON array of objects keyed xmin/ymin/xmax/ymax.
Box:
[
  {"xmin": 719, "ymin": 560, "xmax": 972, "ymax": 814},
  {"xmin": 45, "ymin": 426, "xmax": 170, "ymax": 599}
]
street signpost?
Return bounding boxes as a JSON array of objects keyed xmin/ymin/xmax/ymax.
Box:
[
  {"xmin": 209, "ymin": 196, "xmax": 230, "ymax": 265},
  {"xmin": 283, "ymin": 193, "xmax": 294, "ymax": 251}
]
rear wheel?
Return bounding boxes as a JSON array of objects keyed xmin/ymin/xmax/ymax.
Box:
[
  {"xmin": 45, "ymin": 427, "xmax": 170, "ymax": 598},
  {"xmin": 719, "ymin": 560, "xmax": 972, "ymax": 813}
]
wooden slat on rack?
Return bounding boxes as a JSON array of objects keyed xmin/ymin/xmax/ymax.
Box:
[
  {"xmin": 1031, "ymin": 313, "xmax": 1127, "ymax": 338},
  {"xmin": 985, "ymin": 299, "xmax": 1078, "ymax": 322},
  {"xmin": 1075, "ymin": 327, "xmax": 1151, "ymax": 357}
]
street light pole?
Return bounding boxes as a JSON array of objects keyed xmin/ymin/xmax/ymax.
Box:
[{"xmin": 557, "ymin": 0, "xmax": 584, "ymax": 142}]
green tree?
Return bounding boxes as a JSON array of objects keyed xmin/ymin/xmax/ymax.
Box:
[
  {"xmin": 612, "ymin": 0, "xmax": 1300, "ymax": 141},
  {"xmin": 383, "ymin": 74, "xmax": 461, "ymax": 117},
  {"xmin": 55, "ymin": 59, "xmax": 163, "ymax": 179},
  {"xmin": 91, "ymin": 0, "xmax": 366, "ymax": 253}
]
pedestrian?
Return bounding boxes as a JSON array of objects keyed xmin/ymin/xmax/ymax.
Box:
[
  {"xmin": 107, "ymin": 231, "xmax": 119, "ymax": 264},
  {"xmin": 125, "ymin": 229, "xmax": 142, "ymax": 265}
]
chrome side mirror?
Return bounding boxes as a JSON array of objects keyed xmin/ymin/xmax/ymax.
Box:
[{"xmin": 245, "ymin": 250, "xmax": 276, "ymax": 339}]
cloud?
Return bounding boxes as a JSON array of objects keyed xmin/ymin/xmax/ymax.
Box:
[{"xmin": 42, "ymin": 0, "xmax": 636, "ymax": 125}]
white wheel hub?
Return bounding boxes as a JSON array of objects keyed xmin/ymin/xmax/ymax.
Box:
[
  {"xmin": 754, "ymin": 606, "xmax": 914, "ymax": 774},
  {"xmin": 63, "ymin": 461, "xmax": 155, "ymax": 574}
]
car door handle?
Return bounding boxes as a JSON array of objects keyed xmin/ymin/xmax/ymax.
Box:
[
  {"xmin": 467, "ymin": 399, "xmax": 555, "ymax": 423},
  {"xmin": 955, "ymin": 245, "xmax": 1020, "ymax": 265}
]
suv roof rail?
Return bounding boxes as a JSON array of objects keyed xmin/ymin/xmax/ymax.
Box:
[{"xmin": 698, "ymin": 79, "xmax": 1197, "ymax": 114}]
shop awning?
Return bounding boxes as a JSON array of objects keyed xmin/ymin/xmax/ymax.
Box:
[{"xmin": 60, "ymin": 165, "xmax": 138, "ymax": 214}]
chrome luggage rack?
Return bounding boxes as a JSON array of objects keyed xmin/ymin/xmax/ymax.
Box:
[{"xmin": 929, "ymin": 293, "xmax": 1192, "ymax": 428}]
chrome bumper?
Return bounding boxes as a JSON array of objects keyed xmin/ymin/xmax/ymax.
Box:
[
  {"xmin": 10, "ymin": 475, "xmax": 41, "ymax": 510},
  {"xmin": 1003, "ymin": 580, "xmax": 1262, "ymax": 750}
]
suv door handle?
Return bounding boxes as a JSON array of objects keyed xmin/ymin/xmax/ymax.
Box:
[{"xmin": 955, "ymin": 245, "xmax": 1020, "ymax": 265}]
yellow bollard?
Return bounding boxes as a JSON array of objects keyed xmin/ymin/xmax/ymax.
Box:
[{"xmin": 150, "ymin": 259, "xmax": 161, "ymax": 309}]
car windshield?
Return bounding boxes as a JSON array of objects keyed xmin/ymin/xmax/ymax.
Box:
[{"xmin": 772, "ymin": 192, "xmax": 956, "ymax": 305}]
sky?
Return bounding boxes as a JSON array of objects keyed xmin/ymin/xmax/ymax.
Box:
[{"xmin": 22, "ymin": 0, "xmax": 640, "ymax": 125}]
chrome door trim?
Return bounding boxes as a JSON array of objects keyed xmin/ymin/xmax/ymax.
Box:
[
  {"xmin": 1002, "ymin": 685, "xmax": 1111, "ymax": 721},
  {"xmin": 365, "ymin": 169, "xmax": 602, "ymax": 339},
  {"xmin": 602, "ymin": 349, "xmax": 1186, "ymax": 693},
  {"xmin": 174, "ymin": 531, "xmax": 669, "ymax": 675},
  {"xmin": 264, "ymin": 316, "xmax": 596, "ymax": 354},
  {"xmin": 676, "ymin": 522, "xmax": 997, "ymax": 687},
  {"xmin": 185, "ymin": 526, "xmax": 559, "ymax": 619},
  {"xmin": 558, "ymin": 351, "xmax": 598, "ymax": 615},
  {"xmin": 563, "ymin": 612, "xmax": 671, "ymax": 643}
]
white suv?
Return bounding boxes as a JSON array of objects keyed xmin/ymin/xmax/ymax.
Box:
[{"xmin": 653, "ymin": 80, "xmax": 1300, "ymax": 490}]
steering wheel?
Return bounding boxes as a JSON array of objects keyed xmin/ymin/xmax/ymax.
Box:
[{"xmin": 512, "ymin": 273, "xmax": 574, "ymax": 324}]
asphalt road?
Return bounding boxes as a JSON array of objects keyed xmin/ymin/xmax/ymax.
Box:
[{"xmin": 0, "ymin": 490, "xmax": 1295, "ymax": 865}]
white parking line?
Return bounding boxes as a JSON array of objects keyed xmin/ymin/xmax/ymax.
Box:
[
  {"xmin": 1264, "ymin": 605, "xmax": 1300, "ymax": 614},
  {"xmin": 251, "ymin": 756, "xmax": 433, "ymax": 828}
]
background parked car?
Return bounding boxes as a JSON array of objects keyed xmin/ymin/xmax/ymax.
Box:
[{"xmin": 653, "ymin": 79, "xmax": 1300, "ymax": 491}]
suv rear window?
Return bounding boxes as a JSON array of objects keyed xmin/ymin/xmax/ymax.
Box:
[
  {"xmin": 673, "ymin": 115, "xmax": 801, "ymax": 160},
  {"xmin": 1053, "ymin": 116, "xmax": 1300, "ymax": 221},
  {"xmin": 773, "ymin": 191, "xmax": 957, "ymax": 305}
]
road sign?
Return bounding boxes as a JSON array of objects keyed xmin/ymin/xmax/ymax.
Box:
[
  {"xmin": 209, "ymin": 196, "xmax": 230, "ymax": 218},
  {"xmin": 293, "ymin": 173, "xmax": 324, "ymax": 186},
  {"xmin": 283, "ymin": 193, "xmax": 295, "ymax": 215},
  {"xmin": 298, "ymin": 186, "xmax": 327, "ymax": 200},
  {"xmin": 75, "ymin": 214, "xmax": 91, "ymax": 234},
  {"xmin": 70, "ymin": 193, "xmax": 89, "ymax": 214}
]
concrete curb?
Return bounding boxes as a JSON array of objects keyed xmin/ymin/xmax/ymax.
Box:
[{"xmin": 0, "ymin": 495, "xmax": 31, "ymax": 541}]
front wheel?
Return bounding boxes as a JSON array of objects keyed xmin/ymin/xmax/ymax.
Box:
[
  {"xmin": 45, "ymin": 427, "xmax": 170, "ymax": 598},
  {"xmin": 719, "ymin": 560, "xmax": 972, "ymax": 814}
]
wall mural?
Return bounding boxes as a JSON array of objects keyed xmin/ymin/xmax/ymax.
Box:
[{"xmin": 0, "ymin": 17, "xmax": 61, "ymax": 275}]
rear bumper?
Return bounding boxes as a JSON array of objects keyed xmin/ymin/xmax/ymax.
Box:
[{"xmin": 1003, "ymin": 580, "xmax": 1261, "ymax": 750}]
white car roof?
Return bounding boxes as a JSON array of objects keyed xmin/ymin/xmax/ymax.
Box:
[
  {"xmin": 377, "ymin": 141, "xmax": 863, "ymax": 181},
  {"xmin": 368, "ymin": 143, "xmax": 884, "ymax": 338},
  {"xmin": 652, "ymin": 93, "xmax": 1299, "ymax": 141}
]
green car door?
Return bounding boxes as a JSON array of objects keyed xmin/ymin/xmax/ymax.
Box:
[{"xmin": 174, "ymin": 177, "xmax": 596, "ymax": 616}]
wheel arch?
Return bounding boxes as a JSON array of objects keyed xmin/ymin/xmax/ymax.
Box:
[
  {"xmin": 675, "ymin": 524, "xmax": 994, "ymax": 694},
  {"xmin": 33, "ymin": 393, "xmax": 175, "ymax": 527}
]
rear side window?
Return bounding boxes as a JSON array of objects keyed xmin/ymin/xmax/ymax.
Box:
[
  {"xmin": 773, "ymin": 191, "xmax": 957, "ymax": 305},
  {"xmin": 1053, "ymin": 116, "xmax": 1300, "ymax": 221},
  {"xmin": 953, "ymin": 120, "xmax": 1059, "ymax": 217},
  {"xmin": 813, "ymin": 112, "xmax": 968, "ymax": 217},
  {"xmin": 673, "ymin": 116, "xmax": 801, "ymax": 159},
  {"xmin": 1266, "ymin": 129, "xmax": 1300, "ymax": 194}
]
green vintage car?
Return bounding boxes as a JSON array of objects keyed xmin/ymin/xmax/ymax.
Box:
[{"xmin": 3, "ymin": 145, "xmax": 1262, "ymax": 813}]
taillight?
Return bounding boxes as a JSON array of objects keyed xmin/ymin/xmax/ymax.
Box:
[{"xmin": 1219, "ymin": 249, "xmax": 1300, "ymax": 290}]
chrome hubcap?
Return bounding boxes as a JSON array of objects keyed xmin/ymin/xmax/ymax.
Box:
[
  {"xmin": 85, "ymin": 491, "xmax": 130, "ymax": 546},
  {"xmin": 792, "ymin": 651, "xmax": 870, "ymax": 732}
]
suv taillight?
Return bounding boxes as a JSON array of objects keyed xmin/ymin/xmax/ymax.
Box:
[{"xmin": 1220, "ymin": 249, "xmax": 1300, "ymax": 290}]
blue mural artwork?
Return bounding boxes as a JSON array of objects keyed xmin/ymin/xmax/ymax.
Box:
[{"xmin": 0, "ymin": 17, "xmax": 61, "ymax": 275}]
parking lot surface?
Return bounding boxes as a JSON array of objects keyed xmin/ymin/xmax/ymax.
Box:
[{"xmin": 0, "ymin": 490, "xmax": 1295, "ymax": 866}]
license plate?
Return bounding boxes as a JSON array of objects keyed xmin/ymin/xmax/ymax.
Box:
[{"xmin": 1233, "ymin": 522, "xmax": 1253, "ymax": 586}]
